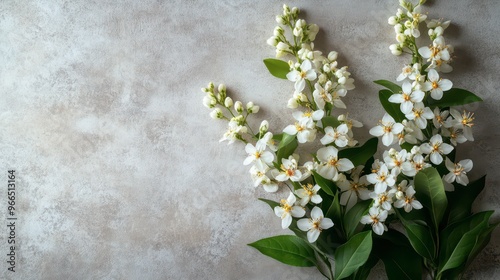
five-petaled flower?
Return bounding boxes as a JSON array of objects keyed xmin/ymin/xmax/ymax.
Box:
[
  {"xmin": 297, "ymin": 206, "xmax": 334, "ymax": 243},
  {"xmin": 274, "ymin": 192, "xmax": 306, "ymax": 229}
]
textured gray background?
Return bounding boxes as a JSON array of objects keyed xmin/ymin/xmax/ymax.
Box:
[{"xmin": 1, "ymin": 0, "xmax": 499, "ymax": 279}]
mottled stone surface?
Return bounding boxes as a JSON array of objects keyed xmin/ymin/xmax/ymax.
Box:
[{"xmin": 0, "ymin": 1, "xmax": 499, "ymax": 279}]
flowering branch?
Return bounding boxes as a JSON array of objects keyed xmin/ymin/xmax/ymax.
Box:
[{"xmin": 201, "ymin": 2, "xmax": 497, "ymax": 279}]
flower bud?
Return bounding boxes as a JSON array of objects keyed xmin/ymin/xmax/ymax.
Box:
[
  {"xmin": 259, "ymin": 120, "xmax": 269, "ymax": 134},
  {"xmin": 389, "ymin": 44, "xmax": 403, "ymax": 55},
  {"xmin": 218, "ymin": 83, "xmax": 226, "ymax": 93},
  {"xmin": 396, "ymin": 33, "xmax": 406, "ymax": 43},
  {"xmin": 246, "ymin": 102, "xmax": 260, "ymax": 114},
  {"xmin": 388, "ymin": 16, "xmax": 398, "ymax": 25},
  {"xmin": 276, "ymin": 15, "xmax": 285, "ymax": 25},
  {"xmin": 203, "ymin": 95, "xmax": 216, "ymax": 108},
  {"xmin": 224, "ymin": 97, "xmax": 233, "ymax": 108},
  {"xmin": 273, "ymin": 26, "xmax": 284, "ymax": 36},
  {"xmin": 210, "ymin": 108, "xmax": 223, "ymax": 119},
  {"xmin": 394, "ymin": 23, "xmax": 403, "ymax": 33},
  {"xmin": 267, "ymin": 36, "xmax": 279, "ymax": 47},
  {"xmin": 291, "ymin": 7, "xmax": 299, "ymax": 17},
  {"xmin": 234, "ymin": 101, "xmax": 243, "ymax": 113},
  {"xmin": 327, "ymin": 51, "xmax": 338, "ymax": 61},
  {"xmin": 308, "ymin": 24, "xmax": 319, "ymax": 41}
]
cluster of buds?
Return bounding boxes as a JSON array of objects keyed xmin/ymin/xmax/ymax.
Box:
[
  {"xmin": 267, "ymin": 4, "xmax": 319, "ymax": 58},
  {"xmin": 201, "ymin": 82, "xmax": 260, "ymax": 144}
]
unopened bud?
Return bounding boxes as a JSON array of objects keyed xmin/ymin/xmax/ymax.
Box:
[
  {"xmin": 224, "ymin": 97, "xmax": 233, "ymax": 108},
  {"xmin": 210, "ymin": 108, "xmax": 223, "ymax": 119},
  {"xmin": 234, "ymin": 101, "xmax": 243, "ymax": 113}
]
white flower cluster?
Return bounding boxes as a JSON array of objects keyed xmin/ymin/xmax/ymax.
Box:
[
  {"xmin": 361, "ymin": 0, "xmax": 476, "ymax": 235},
  {"xmin": 203, "ymin": 3, "xmax": 476, "ymax": 241}
]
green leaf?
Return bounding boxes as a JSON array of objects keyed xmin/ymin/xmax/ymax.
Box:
[
  {"xmin": 248, "ymin": 235, "xmax": 316, "ymax": 267},
  {"xmin": 374, "ymin": 80, "xmax": 402, "ymax": 94},
  {"xmin": 334, "ymin": 231, "xmax": 373, "ymax": 280},
  {"xmin": 404, "ymin": 223, "xmax": 436, "ymax": 262},
  {"xmin": 313, "ymin": 171, "xmax": 336, "ymax": 197},
  {"xmin": 374, "ymin": 230, "xmax": 423, "ymax": 280},
  {"xmin": 338, "ymin": 137, "xmax": 378, "ymax": 167},
  {"xmin": 378, "ymin": 89, "xmax": 406, "ymax": 123},
  {"xmin": 276, "ymin": 133, "xmax": 298, "ymax": 164},
  {"xmin": 414, "ymin": 167, "xmax": 448, "ymax": 231},
  {"xmin": 351, "ymin": 253, "xmax": 379, "ymax": 280},
  {"xmin": 263, "ymin": 58, "xmax": 290, "ymax": 79},
  {"xmin": 438, "ymin": 211, "xmax": 494, "ymax": 274},
  {"xmin": 446, "ymin": 175, "xmax": 486, "ymax": 225},
  {"xmin": 322, "ymin": 116, "xmax": 341, "ymax": 128},
  {"xmin": 343, "ymin": 200, "xmax": 372, "ymax": 239},
  {"xmin": 428, "ymin": 88, "xmax": 483, "ymax": 108},
  {"xmin": 326, "ymin": 190, "xmax": 342, "ymax": 227},
  {"xmin": 258, "ymin": 198, "xmax": 279, "ymax": 210}
]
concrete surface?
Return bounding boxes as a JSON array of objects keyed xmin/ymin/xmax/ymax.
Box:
[{"xmin": 1, "ymin": 0, "xmax": 499, "ymax": 279}]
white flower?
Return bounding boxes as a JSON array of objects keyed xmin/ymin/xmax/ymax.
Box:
[
  {"xmin": 424, "ymin": 69, "xmax": 452, "ymax": 100},
  {"xmin": 405, "ymin": 102, "xmax": 434, "ymax": 129},
  {"xmin": 283, "ymin": 110, "xmax": 323, "ymax": 143},
  {"xmin": 286, "ymin": 60, "xmax": 317, "ymax": 92},
  {"xmin": 433, "ymin": 107, "xmax": 449, "ymax": 129},
  {"xmin": 316, "ymin": 146, "xmax": 354, "ymax": 180},
  {"xmin": 369, "ymin": 113, "xmax": 404, "ymax": 146},
  {"xmin": 274, "ymin": 192, "xmax": 306, "ymax": 229},
  {"xmin": 360, "ymin": 208, "xmax": 388, "ymax": 235},
  {"xmin": 249, "ymin": 160, "xmax": 270, "ymax": 187},
  {"xmin": 295, "ymin": 183, "xmax": 322, "ymax": 206},
  {"xmin": 389, "ymin": 81, "xmax": 424, "ymax": 114},
  {"xmin": 383, "ymin": 148, "xmax": 409, "ymax": 175},
  {"xmin": 443, "ymin": 158, "xmax": 473, "ymax": 186},
  {"xmin": 272, "ymin": 155, "xmax": 303, "ymax": 182},
  {"xmin": 320, "ymin": 124, "xmax": 349, "ymax": 147},
  {"xmin": 393, "ymin": 186, "xmax": 423, "ymax": 212},
  {"xmin": 297, "ymin": 206, "xmax": 334, "ymax": 243},
  {"xmin": 366, "ymin": 163, "xmax": 397, "ymax": 193},
  {"xmin": 337, "ymin": 168, "xmax": 370, "ymax": 210},
  {"xmin": 441, "ymin": 127, "xmax": 467, "ymax": 146},
  {"xmin": 370, "ymin": 191, "xmax": 394, "ymax": 211},
  {"xmin": 261, "ymin": 131, "xmax": 278, "ymax": 152},
  {"xmin": 449, "ymin": 109, "xmax": 475, "ymax": 141},
  {"xmin": 243, "ymin": 139, "xmax": 274, "ymax": 166},
  {"xmin": 419, "ymin": 134, "xmax": 454, "ymax": 165},
  {"xmin": 219, "ymin": 120, "xmax": 247, "ymax": 144},
  {"xmin": 402, "ymin": 153, "xmax": 430, "ymax": 177}
]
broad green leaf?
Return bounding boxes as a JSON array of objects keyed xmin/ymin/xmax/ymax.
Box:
[
  {"xmin": 405, "ymin": 223, "xmax": 436, "ymax": 262},
  {"xmin": 446, "ymin": 175, "xmax": 486, "ymax": 225},
  {"xmin": 338, "ymin": 137, "xmax": 378, "ymax": 167},
  {"xmin": 414, "ymin": 167, "xmax": 448, "ymax": 231},
  {"xmin": 351, "ymin": 253, "xmax": 379, "ymax": 280},
  {"xmin": 428, "ymin": 88, "xmax": 483, "ymax": 108},
  {"xmin": 258, "ymin": 198, "xmax": 279, "ymax": 210},
  {"xmin": 465, "ymin": 223, "xmax": 499, "ymax": 268},
  {"xmin": 248, "ymin": 235, "xmax": 316, "ymax": 267},
  {"xmin": 374, "ymin": 230, "xmax": 423, "ymax": 280},
  {"xmin": 263, "ymin": 58, "xmax": 290, "ymax": 79},
  {"xmin": 378, "ymin": 246, "xmax": 423, "ymax": 280},
  {"xmin": 322, "ymin": 116, "xmax": 341, "ymax": 129},
  {"xmin": 374, "ymin": 79, "xmax": 402, "ymax": 94},
  {"xmin": 314, "ymin": 250, "xmax": 334, "ymax": 280},
  {"xmin": 378, "ymin": 89, "xmax": 406, "ymax": 123},
  {"xmin": 313, "ymin": 171, "xmax": 336, "ymax": 196},
  {"xmin": 343, "ymin": 200, "xmax": 372, "ymax": 239},
  {"xmin": 276, "ymin": 133, "xmax": 298, "ymax": 164},
  {"xmin": 438, "ymin": 211, "xmax": 494, "ymax": 274},
  {"xmin": 334, "ymin": 231, "xmax": 373, "ymax": 280},
  {"xmin": 326, "ymin": 190, "xmax": 342, "ymax": 228},
  {"xmin": 441, "ymin": 223, "xmax": 500, "ymax": 279}
]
